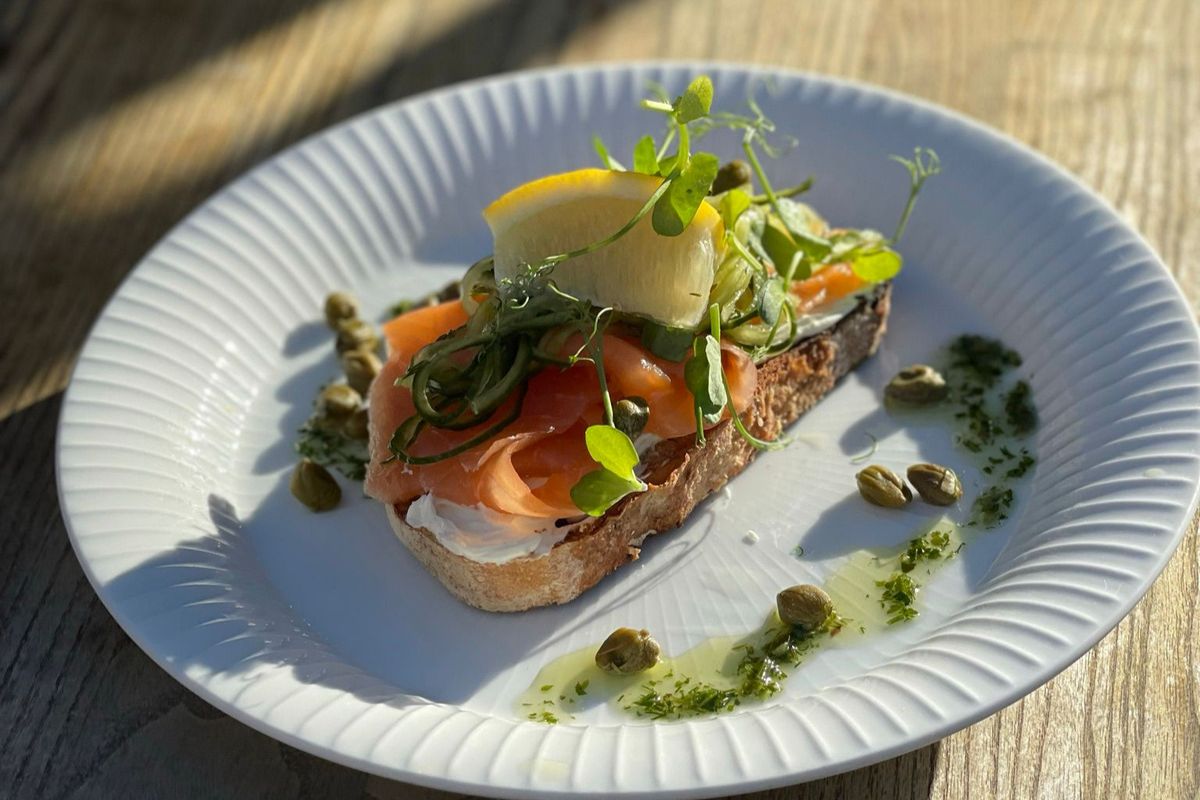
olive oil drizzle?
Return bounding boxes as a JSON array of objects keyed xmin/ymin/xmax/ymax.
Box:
[
  {"xmin": 518, "ymin": 521, "xmax": 964, "ymax": 724},
  {"xmin": 517, "ymin": 618, "xmax": 843, "ymax": 724}
]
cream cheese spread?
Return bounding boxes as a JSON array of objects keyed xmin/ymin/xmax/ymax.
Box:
[
  {"xmin": 785, "ymin": 291, "xmax": 869, "ymax": 348},
  {"xmin": 405, "ymin": 493, "xmax": 580, "ymax": 564}
]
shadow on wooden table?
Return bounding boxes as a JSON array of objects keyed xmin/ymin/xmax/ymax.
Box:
[{"xmin": 1, "ymin": 0, "xmax": 638, "ymax": 414}]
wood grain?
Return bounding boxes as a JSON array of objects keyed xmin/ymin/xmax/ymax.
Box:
[{"xmin": 1, "ymin": 0, "xmax": 1197, "ymax": 797}]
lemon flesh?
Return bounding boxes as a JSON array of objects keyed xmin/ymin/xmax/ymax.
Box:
[{"xmin": 483, "ymin": 169, "xmax": 725, "ymax": 329}]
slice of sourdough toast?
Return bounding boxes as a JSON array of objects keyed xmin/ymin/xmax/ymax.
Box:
[{"xmin": 386, "ymin": 285, "xmax": 891, "ymax": 612}]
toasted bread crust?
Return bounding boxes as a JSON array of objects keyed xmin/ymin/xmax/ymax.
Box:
[{"xmin": 387, "ymin": 286, "xmax": 891, "ymax": 611}]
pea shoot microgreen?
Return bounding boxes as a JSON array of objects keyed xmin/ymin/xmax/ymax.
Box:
[
  {"xmin": 684, "ymin": 325, "xmax": 729, "ymax": 439},
  {"xmin": 651, "ymin": 151, "xmax": 720, "ymax": 236},
  {"xmin": 889, "ymin": 147, "xmax": 942, "ymax": 243},
  {"xmin": 684, "ymin": 304, "xmax": 789, "ymax": 450},
  {"xmin": 570, "ymin": 424, "xmax": 647, "ymax": 516},
  {"xmin": 592, "ymin": 135, "xmax": 625, "ymax": 171},
  {"xmin": 635, "ymin": 76, "xmax": 723, "ymax": 237},
  {"xmin": 632, "ymin": 135, "xmax": 658, "ymax": 174},
  {"xmin": 381, "ymin": 75, "xmax": 942, "ymax": 516}
]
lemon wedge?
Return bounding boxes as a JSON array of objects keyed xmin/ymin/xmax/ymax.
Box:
[{"xmin": 483, "ymin": 168, "xmax": 725, "ymax": 329}]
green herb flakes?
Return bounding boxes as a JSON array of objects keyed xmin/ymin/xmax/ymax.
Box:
[
  {"xmin": 296, "ymin": 419, "xmax": 369, "ymax": 481},
  {"xmin": 970, "ymin": 485, "xmax": 1015, "ymax": 527},
  {"xmin": 876, "ymin": 572, "xmax": 920, "ymax": 624},
  {"xmin": 948, "ymin": 335, "xmax": 1022, "ymax": 388},
  {"xmin": 622, "ymin": 624, "xmax": 831, "ymax": 720},
  {"xmin": 1004, "ymin": 380, "xmax": 1038, "ymax": 434},
  {"xmin": 1005, "ymin": 449, "xmax": 1036, "ymax": 479},
  {"xmin": 899, "ymin": 529, "xmax": 950, "ymax": 573}
]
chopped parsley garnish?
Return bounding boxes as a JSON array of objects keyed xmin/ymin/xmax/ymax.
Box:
[
  {"xmin": 623, "ymin": 621, "xmax": 838, "ymax": 720},
  {"xmin": 899, "ymin": 529, "xmax": 950, "ymax": 573},
  {"xmin": 296, "ymin": 419, "xmax": 369, "ymax": 480},
  {"xmin": 1004, "ymin": 380, "xmax": 1038, "ymax": 434},
  {"xmin": 948, "ymin": 335, "xmax": 1022, "ymax": 387},
  {"xmin": 931, "ymin": 334, "xmax": 1038, "ymax": 523},
  {"xmin": 627, "ymin": 676, "xmax": 740, "ymax": 719},
  {"xmin": 970, "ymin": 484, "xmax": 1015, "ymax": 527},
  {"xmin": 574, "ymin": 680, "xmax": 589, "ymax": 696},
  {"xmin": 1005, "ymin": 449, "xmax": 1036, "ymax": 479},
  {"xmin": 876, "ymin": 572, "xmax": 920, "ymax": 624}
]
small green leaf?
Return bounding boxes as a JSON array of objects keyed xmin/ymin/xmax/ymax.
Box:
[
  {"xmin": 684, "ymin": 335, "xmax": 728, "ymax": 418},
  {"xmin": 583, "ymin": 424, "xmax": 640, "ymax": 479},
  {"xmin": 652, "ymin": 152, "xmax": 720, "ymax": 236},
  {"xmin": 592, "ymin": 135, "xmax": 625, "ymax": 171},
  {"xmin": 761, "ymin": 222, "xmax": 811, "ymax": 281},
  {"xmin": 718, "ymin": 188, "xmax": 751, "ymax": 229},
  {"xmin": 771, "ymin": 200, "xmax": 832, "ymax": 263},
  {"xmin": 675, "ymin": 75, "xmax": 714, "ymax": 123},
  {"xmin": 828, "ymin": 229, "xmax": 876, "ymax": 258},
  {"xmin": 758, "ymin": 277, "xmax": 786, "ymax": 326},
  {"xmin": 571, "ymin": 425, "xmax": 647, "ymax": 516},
  {"xmin": 633, "ymin": 135, "xmax": 659, "ymax": 175},
  {"xmin": 773, "ymin": 199, "xmax": 817, "ymax": 238},
  {"xmin": 849, "ymin": 246, "xmax": 903, "ymax": 282},
  {"xmin": 889, "ymin": 147, "xmax": 941, "ymax": 242},
  {"xmin": 641, "ymin": 321, "xmax": 694, "ymax": 362},
  {"xmin": 571, "ymin": 468, "xmax": 644, "ymax": 516}
]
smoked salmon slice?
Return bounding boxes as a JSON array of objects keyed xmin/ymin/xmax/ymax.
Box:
[
  {"xmin": 365, "ymin": 300, "xmax": 758, "ymax": 517},
  {"xmin": 792, "ymin": 262, "xmax": 865, "ymax": 313}
]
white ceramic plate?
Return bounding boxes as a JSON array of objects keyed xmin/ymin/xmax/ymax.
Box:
[{"xmin": 57, "ymin": 63, "xmax": 1200, "ymax": 797}]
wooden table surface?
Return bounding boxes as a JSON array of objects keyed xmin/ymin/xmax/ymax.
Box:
[{"xmin": 2, "ymin": 0, "xmax": 1197, "ymax": 797}]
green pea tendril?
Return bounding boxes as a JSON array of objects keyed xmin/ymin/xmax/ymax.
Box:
[{"xmin": 382, "ymin": 76, "xmax": 941, "ymax": 515}]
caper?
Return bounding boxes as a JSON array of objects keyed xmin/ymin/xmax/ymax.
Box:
[
  {"xmin": 711, "ymin": 159, "xmax": 753, "ymax": 194},
  {"xmin": 317, "ymin": 383, "xmax": 361, "ymax": 419},
  {"xmin": 613, "ymin": 396, "xmax": 650, "ymax": 439},
  {"xmin": 324, "ymin": 292, "xmax": 359, "ymax": 329},
  {"xmin": 856, "ymin": 464, "xmax": 912, "ymax": 508},
  {"xmin": 290, "ymin": 458, "xmax": 341, "ymax": 512},
  {"xmin": 343, "ymin": 407, "xmax": 370, "ymax": 441},
  {"xmin": 595, "ymin": 627, "xmax": 661, "ymax": 674},
  {"xmin": 906, "ymin": 463, "xmax": 963, "ymax": 506},
  {"xmin": 335, "ymin": 318, "xmax": 379, "ymax": 355},
  {"xmin": 341, "ymin": 349, "xmax": 382, "ymax": 395},
  {"xmin": 884, "ymin": 364, "xmax": 948, "ymax": 405},
  {"xmin": 776, "ymin": 584, "xmax": 834, "ymax": 630}
]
